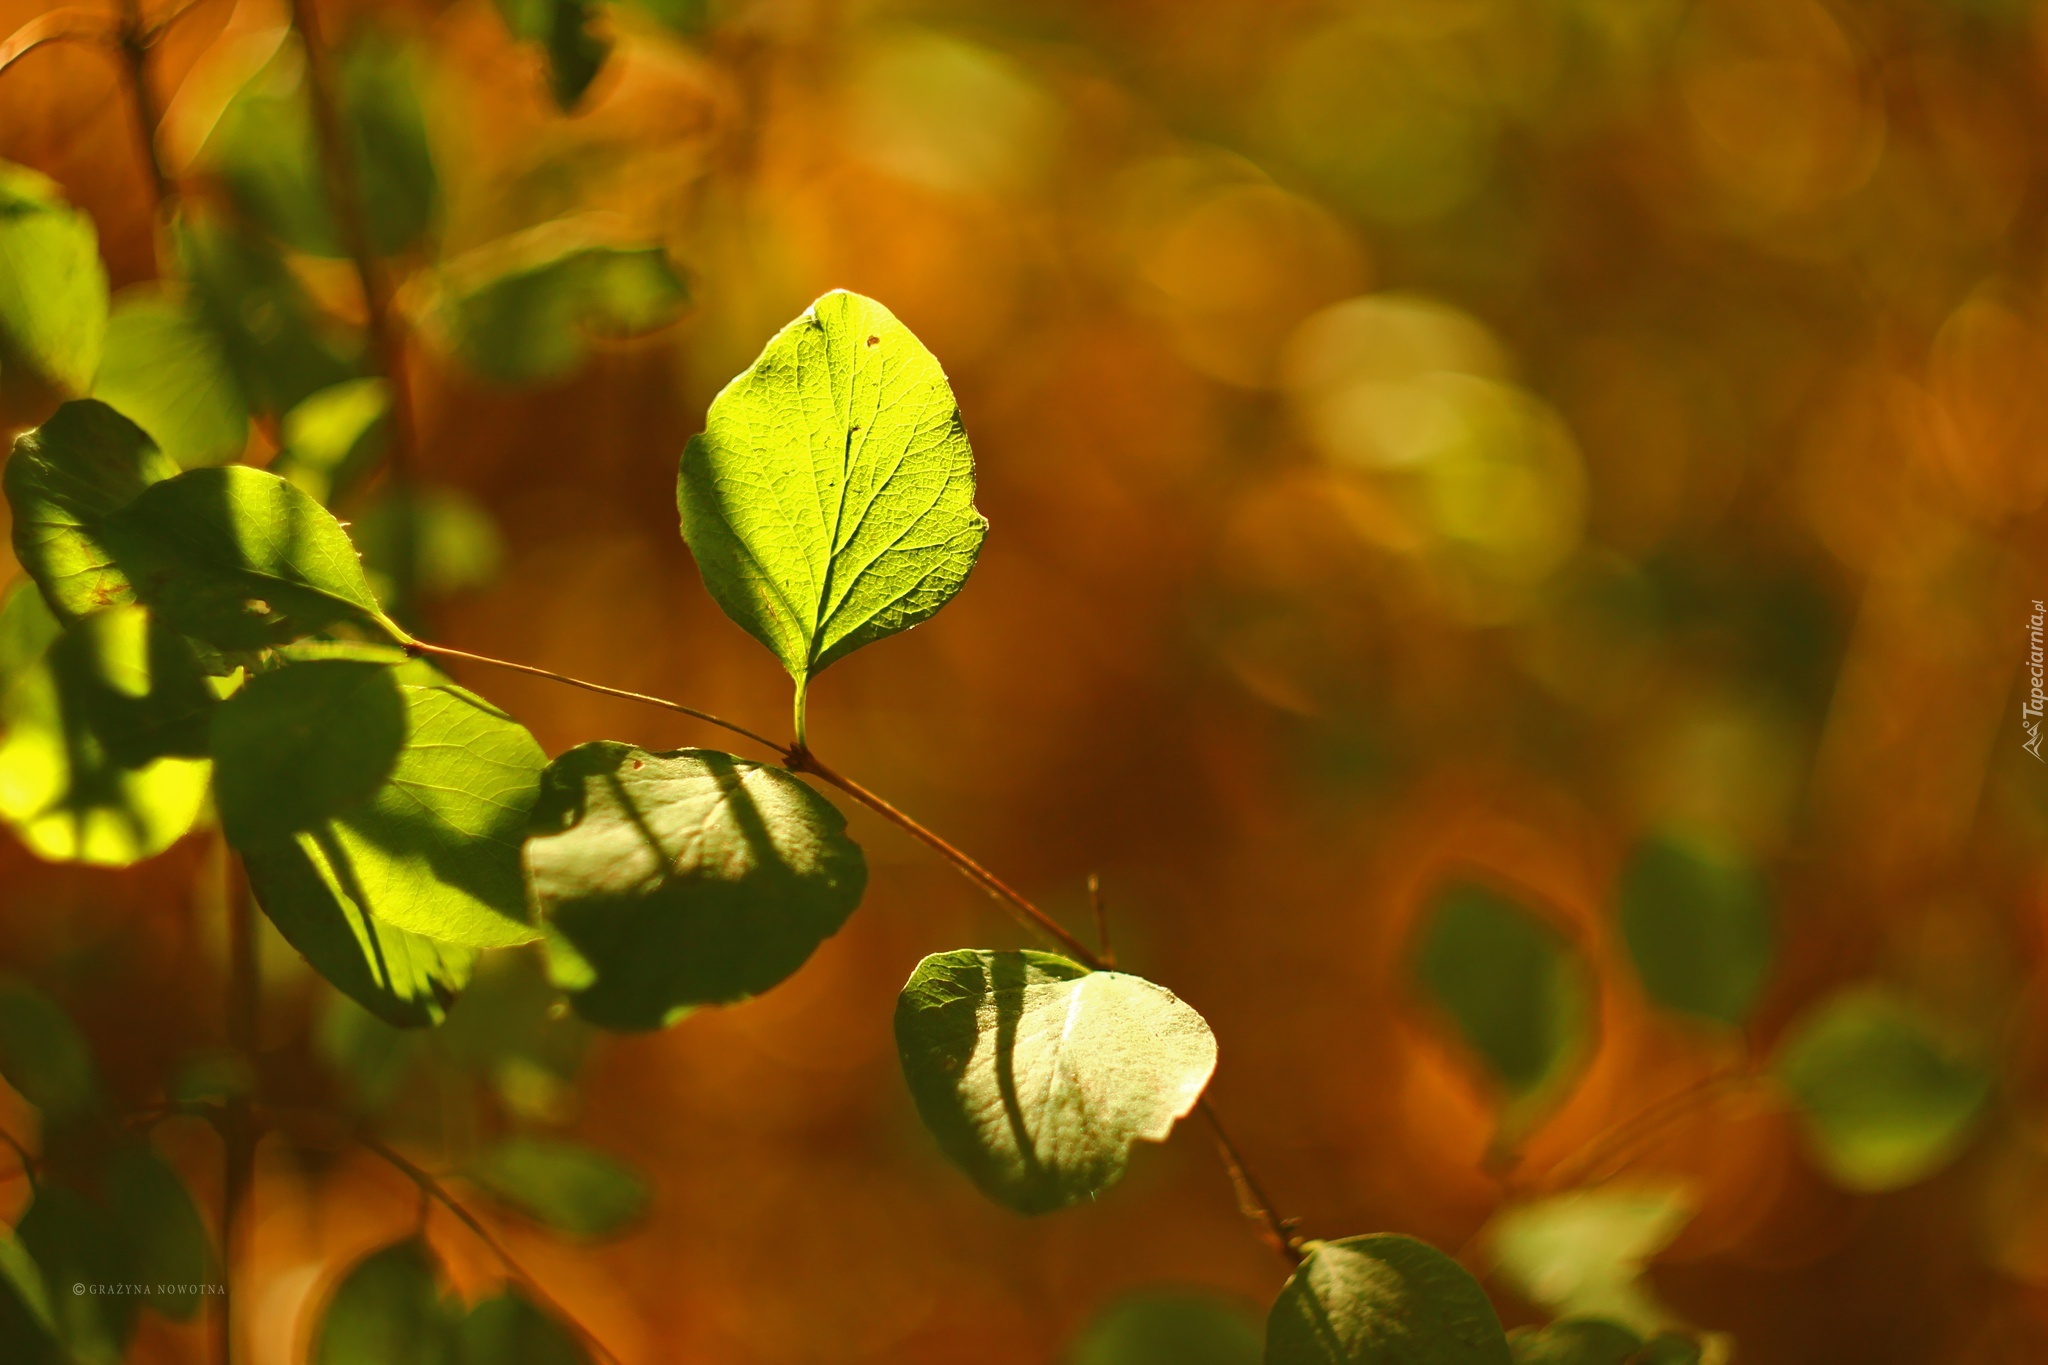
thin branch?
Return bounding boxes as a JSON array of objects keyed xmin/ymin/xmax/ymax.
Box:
[
  {"xmin": 1199, "ymin": 1099, "xmax": 1302, "ymax": 1265},
  {"xmin": 1535, "ymin": 1069, "xmax": 1754, "ymax": 1195},
  {"xmin": 409, "ymin": 640, "xmax": 787, "ymax": 756},
  {"xmin": 281, "ymin": 0, "xmax": 417, "ymax": 482},
  {"xmin": 0, "ymin": 9, "xmax": 116, "ymax": 77},
  {"xmin": 343, "ymin": 1127, "xmax": 625, "ymax": 1365},
  {"xmin": 406, "ymin": 641, "xmax": 1306, "ymax": 1267},
  {"xmin": 788, "ymin": 745, "xmax": 1103, "ymax": 966}
]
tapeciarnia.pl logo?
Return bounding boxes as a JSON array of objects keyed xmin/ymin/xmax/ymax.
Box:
[{"xmin": 2027, "ymin": 599, "xmax": 2045, "ymax": 762}]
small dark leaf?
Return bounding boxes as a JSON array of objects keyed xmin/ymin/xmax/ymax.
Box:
[
  {"xmin": 18, "ymin": 1184, "xmax": 137, "ymax": 1365},
  {"xmin": 894, "ymin": 949, "xmax": 1216, "ymax": 1215},
  {"xmin": 526, "ymin": 743, "xmax": 866, "ymax": 1029},
  {"xmin": 458, "ymin": 1289, "xmax": 590, "ymax": 1365},
  {"xmin": 425, "ymin": 222, "xmax": 686, "ymax": 385},
  {"xmin": 0, "ymin": 975, "xmax": 101, "ymax": 1126},
  {"xmin": 1068, "ymin": 1289, "xmax": 1261, "ymax": 1365},
  {"xmin": 107, "ymin": 1144, "xmax": 215, "ymax": 1321},
  {"xmin": 1617, "ymin": 833, "xmax": 1772, "ymax": 1027},
  {"xmin": 102, "ymin": 465, "xmax": 403, "ymax": 650},
  {"xmin": 495, "ymin": 0, "xmax": 611, "ymax": 110},
  {"xmin": 211, "ymin": 661, "xmax": 408, "ymax": 845},
  {"xmin": 1412, "ymin": 880, "xmax": 1590, "ymax": 1127},
  {"xmin": 0, "ymin": 159, "xmax": 108, "ymax": 395},
  {"xmin": 1265, "ymin": 1234, "xmax": 1512, "ymax": 1365},
  {"xmin": 1773, "ymin": 985, "xmax": 1993, "ymax": 1192},
  {"xmin": 463, "ymin": 1136, "xmax": 650, "ymax": 1238},
  {"xmin": 1506, "ymin": 1319, "xmax": 1641, "ymax": 1365},
  {"xmin": 5, "ymin": 399, "xmax": 176, "ymax": 621},
  {"xmin": 312, "ymin": 1239, "xmax": 454, "ymax": 1365}
]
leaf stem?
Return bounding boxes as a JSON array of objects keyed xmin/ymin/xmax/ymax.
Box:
[
  {"xmin": 408, "ymin": 640, "xmax": 787, "ymax": 755},
  {"xmin": 281, "ymin": 0, "xmax": 418, "ymax": 484},
  {"xmin": 786, "ymin": 745, "xmax": 1103, "ymax": 966},
  {"xmin": 1199, "ymin": 1099, "xmax": 1302, "ymax": 1265}
]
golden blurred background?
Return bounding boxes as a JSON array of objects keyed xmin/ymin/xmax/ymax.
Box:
[{"xmin": 4, "ymin": 0, "xmax": 2048, "ymax": 1360}]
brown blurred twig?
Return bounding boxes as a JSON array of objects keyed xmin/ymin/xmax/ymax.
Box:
[{"xmin": 0, "ymin": 9, "xmax": 117, "ymax": 77}]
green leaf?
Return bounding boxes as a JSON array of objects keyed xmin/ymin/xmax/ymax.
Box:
[
  {"xmin": 1412, "ymin": 881, "xmax": 1590, "ymax": 1128},
  {"xmin": 0, "ymin": 586, "xmax": 211, "ymax": 866},
  {"xmin": 1617, "ymin": 834, "xmax": 1772, "ymax": 1027},
  {"xmin": 313, "ymin": 1239, "xmax": 454, "ymax": 1365},
  {"xmin": 45, "ymin": 604, "xmax": 216, "ymax": 766},
  {"xmin": 613, "ymin": 0, "xmax": 708, "ymax": 35},
  {"xmin": 18, "ymin": 1184, "xmax": 136, "ymax": 1365},
  {"xmin": 203, "ymin": 32, "xmax": 437, "ymax": 259},
  {"xmin": 357, "ymin": 486, "xmax": 505, "ymax": 599},
  {"xmin": 1265, "ymin": 1234, "xmax": 1511, "ymax": 1365},
  {"xmin": 0, "ymin": 975, "xmax": 101, "ymax": 1125},
  {"xmin": 229, "ymin": 669, "xmax": 547, "ymax": 991},
  {"xmin": 0, "ymin": 160, "xmax": 107, "ymax": 395},
  {"xmin": 893, "ymin": 949, "xmax": 1216, "ymax": 1215},
  {"xmin": 494, "ymin": 0, "xmax": 611, "ymax": 110},
  {"xmin": 106, "ymin": 1144, "xmax": 215, "ymax": 1321},
  {"xmin": 426, "ymin": 222, "xmax": 686, "ymax": 385},
  {"xmin": 1068, "ymin": 1289, "xmax": 1262, "ymax": 1365},
  {"xmin": 1631, "ymin": 1336, "xmax": 1703, "ymax": 1365},
  {"xmin": 101, "ymin": 465, "xmax": 405, "ymax": 650},
  {"xmin": 211, "ymin": 660, "xmax": 407, "ymax": 845},
  {"xmin": 1488, "ymin": 1185, "xmax": 1694, "ymax": 1337},
  {"xmin": 458, "ymin": 1289, "xmax": 590, "ymax": 1365},
  {"xmin": 525, "ymin": 743, "xmax": 866, "ymax": 1029},
  {"xmin": 1506, "ymin": 1319, "xmax": 1641, "ymax": 1365},
  {"xmin": 176, "ymin": 209, "xmax": 358, "ymax": 418},
  {"xmin": 5, "ymin": 399, "xmax": 178, "ymax": 621},
  {"xmin": 434, "ymin": 947, "xmax": 589, "ymax": 1115},
  {"xmin": 463, "ymin": 1136, "xmax": 650, "ymax": 1238},
  {"xmin": 1772, "ymin": 985, "xmax": 1993, "ymax": 1192},
  {"xmin": 277, "ymin": 378, "xmax": 390, "ymax": 504},
  {"xmin": 679, "ymin": 290, "xmax": 987, "ymax": 738},
  {"xmin": 317, "ymin": 992, "xmax": 427, "ymax": 1109},
  {"xmin": 89, "ymin": 287, "xmax": 249, "ymax": 469}
]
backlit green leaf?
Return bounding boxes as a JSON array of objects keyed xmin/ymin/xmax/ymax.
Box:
[
  {"xmin": 894, "ymin": 949, "xmax": 1216, "ymax": 1215},
  {"xmin": 426, "ymin": 222, "xmax": 686, "ymax": 385},
  {"xmin": 356, "ymin": 486, "xmax": 505, "ymax": 599},
  {"xmin": 0, "ymin": 975, "xmax": 101, "ymax": 1125},
  {"xmin": 459, "ymin": 1289, "xmax": 590, "ymax": 1365},
  {"xmin": 1413, "ymin": 881, "xmax": 1590, "ymax": 1128},
  {"xmin": 464, "ymin": 1136, "xmax": 650, "ymax": 1237},
  {"xmin": 679, "ymin": 290, "xmax": 986, "ymax": 737},
  {"xmin": 18, "ymin": 1184, "xmax": 136, "ymax": 1365},
  {"xmin": 1265, "ymin": 1234, "xmax": 1511, "ymax": 1365},
  {"xmin": 1773, "ymin": 986, "xmax": 1993, "ymax": 1192},
  {"xmin": 90, "ymin": 288, "xmax": 249, "ymax": 469},
  {"xmin": 211, "ymin": 661, "xmax": 407, "ymax": 845},
  {"xmin": 1068, "ymin": 1289, "xmax": 1262, "ymax": 1365},
  {"xmin": 526, "ymin": 743, "xmax": 866, "ymax": 1029},
  {"xmin": 0, "ymin": 586, "xmax": 211, "ymax": 866},
  {"xmin": 107, "ymin": 1144, "xmax": 215, "ymax": 1321},
  {"xmin": 0, "ymin": 1225, "xmax": 55, "ymax": 1349},
  {"xmin": 5, "ymin": 400, "xmax": 177, "ymax": 620},
  {"xmin": 0, "ymin": 160, "xmax": 107, "ymax": 395},
  {"xmin": 1488, "ymin": 1185, "xmax": 1694, "ymax": 1337},
  {"xmin": 101, "ymin": 465, "xmax": 404, "ymax": 649},
  {"xmin": 1506, "ymin": 1319, "xmax": 1640, "ymax": 1365},
  {"xmin": 1617, "ymin": 833, "xmax": 1772, "ymax": 1027},
  {"xmin": 313, "ymin": 1239, "xmax": 453, "ymax": 1365},
  {"xmin": 277, "ymin": 379, "xmax": 390, "ymax": 504},
  {"xmin": 229, "ymin": 668, "xmax": 547, "ymax": 958}
]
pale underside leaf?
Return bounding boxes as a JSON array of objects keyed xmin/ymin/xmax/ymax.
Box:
[{"xmin": 893, "ymin": 949, "xmax": 1216, "ymax": 1215}]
